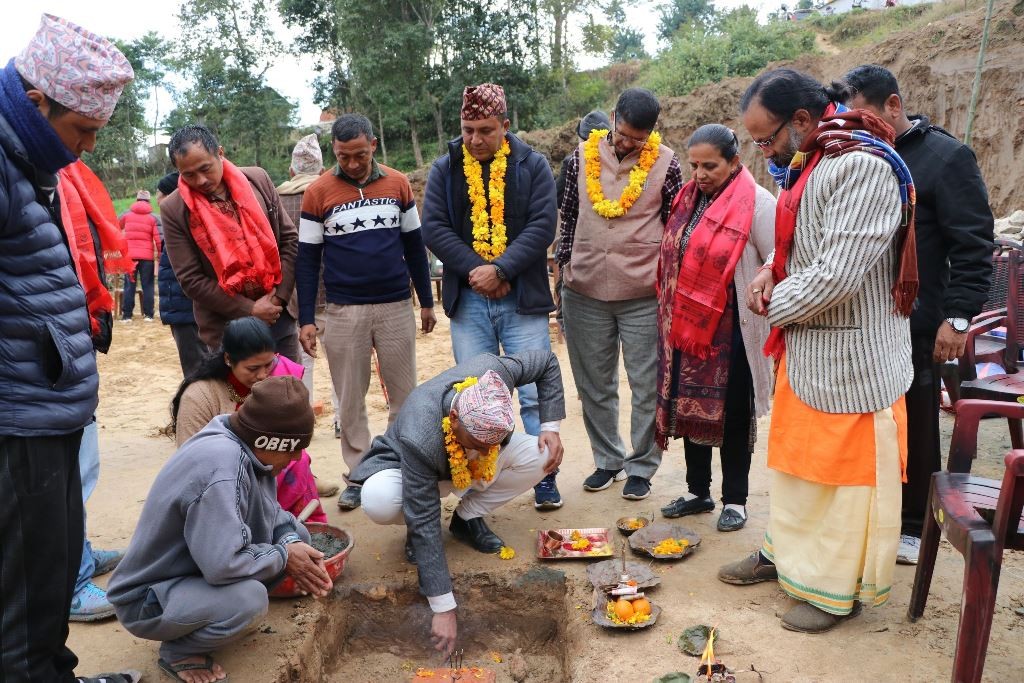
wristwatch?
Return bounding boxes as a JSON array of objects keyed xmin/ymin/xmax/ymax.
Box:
[
  {"xmin": 493, "ymin": 264, "xmax": 507, "ymax": 281},
  {"xmin": 946, "ymin": 317, "xmax": 969, "ymax": 333}
]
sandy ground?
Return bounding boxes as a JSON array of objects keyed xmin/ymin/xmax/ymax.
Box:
[{"xmin": 71, "ymin": 308, "xmax": 1024, "ymax": 682}]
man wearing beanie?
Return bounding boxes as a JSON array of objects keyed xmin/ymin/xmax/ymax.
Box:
[
  {"xmin": 0, "ymin": 14, "xmax": 140, "ymax": 683},
  {"xmin": 108, "ymin": 376, "xmax": 333, "ymax": 682},
  {"xmin": 354, "ymin": 350, "xmax": 565, "ymax": 656}
]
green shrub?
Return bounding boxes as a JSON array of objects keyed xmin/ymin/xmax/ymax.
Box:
[{"xmin": 643, "ymin": 7, "xmax": 816, "ymax": 97}]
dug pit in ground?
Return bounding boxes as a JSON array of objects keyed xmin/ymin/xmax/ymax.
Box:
[{"xmin": 279, "ymin": 568, "xmax": 578, "ymax": 682}]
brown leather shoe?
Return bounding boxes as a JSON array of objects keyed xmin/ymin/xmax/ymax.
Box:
[
  {"xmin": 781, "ymin": 601, "xmax": 862, "ymax": 633},
  {"xmin": 717, "ymin": 551, "xmax": 778, "ymax": 585}
]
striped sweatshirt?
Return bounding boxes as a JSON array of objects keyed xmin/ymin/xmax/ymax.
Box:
[
  {"xmin": 767, "ymin": 152, "xmax": 913, "ymax": 414},
  {"xmin": 295, "ymin": 163, "xmax": 433, "ymax": 325}
]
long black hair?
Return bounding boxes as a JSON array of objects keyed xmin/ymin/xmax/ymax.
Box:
[
  {"xmin": 740, "ymin": 68, "xmax": 851, "ymax": 120},
  {"xmin": 168, "ymin": 317, "xmax": 276, "ymax": 435}
]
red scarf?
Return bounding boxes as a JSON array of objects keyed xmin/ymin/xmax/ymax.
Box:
[
  {"xmin": 57, "ymin": 160, "xmax": 133, "ymax": 335},
  {"xmin": 178, "ymin": 159, "xmax": 282, "ymax": 297},
  {"xmin": 228, "ymin": 372, "xmax": 251, "ymax": 408},
  {"xmin": 662, "ymin": 167, "xmax": 757, "ymax": 359},
  {"xmin": 763, "ymin": 108, "xmax": 918, "ymax": 359}
]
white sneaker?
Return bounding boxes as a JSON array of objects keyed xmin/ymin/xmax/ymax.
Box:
[{"xmin": 897, "ymin": 534, "xmax": 920, "ymax": 565}]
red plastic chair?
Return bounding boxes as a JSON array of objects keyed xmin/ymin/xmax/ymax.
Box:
[
  {"xmin": 941, "ymin": 242, "xmax": 1018, "ymax": 406},
  {"xmin": 908, "ymin": 399, "xmax": 1024, "ymax": 683}
]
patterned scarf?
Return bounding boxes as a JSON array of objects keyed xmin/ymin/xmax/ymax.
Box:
[
  {"xmin": 57, "ymin": 160, "xmax": 133, "ymax": 336},
  {"xmin": 178, "ymin": 159, "xmax": 282, "ymax": 298},
  {"xmin": 763, "ymin": 104, "xmax": 918, "ymax": 359},
  {"xmin": 661, "ymin": 166, "xmax": 757, "ymax": 358}
]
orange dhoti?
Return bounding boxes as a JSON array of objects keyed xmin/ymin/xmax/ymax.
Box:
[{"xmin": 761, "ymin": 357, "xmax": 907, "ymax": 615}]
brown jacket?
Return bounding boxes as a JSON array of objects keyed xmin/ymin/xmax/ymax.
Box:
[{"xmin": 162, "ymin": 166, "xmax": 297, "ymax": 349}]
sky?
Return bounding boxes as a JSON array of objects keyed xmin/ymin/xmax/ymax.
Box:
[{"xmin": 2, "ymin": 1, "xmax": 774, "ymax": 133}]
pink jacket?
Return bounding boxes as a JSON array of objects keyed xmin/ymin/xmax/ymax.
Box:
[{"xmin": 120, "ymin": 201, "xmax": 161, "ymax": 261}]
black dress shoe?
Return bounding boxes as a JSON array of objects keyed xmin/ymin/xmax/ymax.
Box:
[
  {"xmin": 404, "ymin": 535, "xmax": 417, "ymax": 565},
  {"xmin": 661, "ymin": 495, "xmax": 715, "ymax": 518},
  {"xmin": 449, "ymin": 514, "xmax": 504, "ymax": 553}
]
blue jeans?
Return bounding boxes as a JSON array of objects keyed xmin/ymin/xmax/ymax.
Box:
[
  {"xmin": 75, "ymin": 419, "xmax": 99, "ymax": 594},
  {"xmin": 449, "ymin": 287, "xmax": 551, "ymax": 436},
  {"xmin": 122, "ymin": 259, "xmax": 155, "ymax": 319}
]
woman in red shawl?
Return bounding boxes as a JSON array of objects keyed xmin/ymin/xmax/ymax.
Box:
[{"xmin": 655, "ymin": 124, "xmax": 777, "ymax": 532}]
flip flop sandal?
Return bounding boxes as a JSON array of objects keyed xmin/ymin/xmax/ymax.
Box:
[
  {"xmin": 77, "ymin": 672, "xmax": 143, "ymax": 683},
  {"xmin": 158, "ymin": 656, "xmax": 229, "ymax": 682}
]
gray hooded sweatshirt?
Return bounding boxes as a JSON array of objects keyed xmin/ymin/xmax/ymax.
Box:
[{"xmin": 107, "ymin": 415, "xmax": 310, "ymax": 607}]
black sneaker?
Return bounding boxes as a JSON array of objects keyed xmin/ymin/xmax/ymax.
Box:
[
  {"xmin": 661, "ymin": 495, "xmax": 715, "ymax": 518},
  {"xmin": 621, "ymin": 476, "xmax": 651, "ymax": 500},
  {"xmin": 582, "ymin": 468, "xmax": 627, "ymax": 492},
  {"xmin": 533, "ymin": 473, "xmax": 563, "ymax": 509},
  {"xmin": 336, "ymin": 485, "xmax": 361, "ymax": 510}
]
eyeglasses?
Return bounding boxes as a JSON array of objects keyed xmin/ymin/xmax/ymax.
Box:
[
  {"xmin": 753, "ymin": 119, "xmax": 789, "ymax": 149},
  {"xmin": 612, "ymin": 126, "xmax": 652, "ymax": 145}
]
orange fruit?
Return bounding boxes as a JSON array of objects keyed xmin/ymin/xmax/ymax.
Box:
[
  {"xmin": 613, "ymin": 598, "xmax": 634, "ymax": 621},
  {"xmin": 632, "ymin": 598, "xmax": 651, "ymax": 616}
]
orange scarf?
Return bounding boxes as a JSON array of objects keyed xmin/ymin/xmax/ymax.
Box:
[
  {"xmin": 57, "ymin": 160, "xmax": 133, "ymax": 335},
  {"xmin": 178, "ymin": 159, "xmax": 282, "ymax": 297}
]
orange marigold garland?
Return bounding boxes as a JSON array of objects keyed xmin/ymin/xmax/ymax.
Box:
[{"xmin": 584, "ymin": 128, "xmax": 661, "ymax": 219}]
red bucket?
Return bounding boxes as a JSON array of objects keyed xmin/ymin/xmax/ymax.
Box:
[{"xmin": 268, "ymin": 523, "xmax": 354, "ymax": 598}]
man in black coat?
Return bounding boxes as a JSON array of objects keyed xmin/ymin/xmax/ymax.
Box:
[{"xmin": 842, "ymin": 64, "xmax": 994, "ymax": 564}]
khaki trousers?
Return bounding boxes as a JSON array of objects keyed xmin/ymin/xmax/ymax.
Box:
[{"xmin": 322, "ymin": 299, "xmax": 416, "ymax": 480}]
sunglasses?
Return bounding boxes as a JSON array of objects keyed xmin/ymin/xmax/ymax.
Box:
[{"xmin": 753, "ymin": 119, "xmax": 789, "ymax": 149}]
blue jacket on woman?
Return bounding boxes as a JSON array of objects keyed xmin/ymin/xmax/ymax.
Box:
[
  {"xmin": 421, "ymin": 132, "xmax": 556, "ymax": 318},
  {"xmin": 0, "ymin": 112, "xmax": 98, "ymax": 437},
  {"xmin": 158, "ymin": 245, "xmax": 195, "ymax": 326}
]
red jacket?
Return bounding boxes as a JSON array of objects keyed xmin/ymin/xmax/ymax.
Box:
[{"xmin": 120, "ymin": 201, "xmax": 161, "ymax": 261}]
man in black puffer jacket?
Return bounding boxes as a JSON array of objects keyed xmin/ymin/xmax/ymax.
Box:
[
  {"xmin": 0, "ymin": 14, "xmax": 140, "ymax": 683},
  {"xmin": 843, "ymin": 64, "xmax": 994, "ymax": 566}
]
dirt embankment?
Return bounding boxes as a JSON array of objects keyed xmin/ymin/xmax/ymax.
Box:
[{"xmin": 519, "ymin": 1, "xmax": 1024, "ymax": 216}]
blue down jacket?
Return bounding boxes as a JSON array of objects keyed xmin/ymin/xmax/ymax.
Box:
[
  {"xmin": 0, "ymin": 111, "xmax": 97, "ymax": 437},
  {"xmin": 158, "ymin": 245, "xmax": 195, "ymax": 326}
]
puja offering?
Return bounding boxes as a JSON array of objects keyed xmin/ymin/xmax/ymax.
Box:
[
  {"xmin": 410, "ymin": 649, "xmax": 497, "ymax": 682},
  {"xmin": 695, "ymin": 627, "xmax": 735, "ymax": 682},
  {"xmin": 536, "ymin": 527, "xmax": 613, "ymax": 559},
  {"xmin": 590, "ymin": 542, "xmax": 662, "ymax": 630},
  {"xmin": 586, "ymin": 559, "xmax": 662, "ymax": 591},
  {"xmin": 629, "ymin": 522, "xmax": 701, "ymax": 560},
  {"xmin": 615, "ymin": 515, "xmax": 652, "ymax": 537}
]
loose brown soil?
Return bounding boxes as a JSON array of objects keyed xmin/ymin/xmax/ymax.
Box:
[{"xmin": 71, "ymin": 309, "xmax": 1024, "ymax": 682}]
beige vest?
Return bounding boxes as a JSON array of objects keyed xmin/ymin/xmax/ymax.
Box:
[{"xmin": 564, "ymin": 137, "xmax": 674, "ymax": 301}]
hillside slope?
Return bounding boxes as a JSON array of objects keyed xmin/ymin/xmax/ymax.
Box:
[{"xmin": 521, "ymin": 0, "xmax": 1023, "ymax": 215}]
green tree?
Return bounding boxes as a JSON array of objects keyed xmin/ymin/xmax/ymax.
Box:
[
  {"xmin": 87, "ymin": 34, "xmax": 172, "ymax": 195},
  {"xmin": 645, "ymin": 6, "xmax": 816, "ymax": 97},
  {"xmin": 656, "ymin": 0, "xmax": 717, "ymax": 39},
  {"xmin": 169, "ymin": 0, "xmax": 296, "ymax": 179}
]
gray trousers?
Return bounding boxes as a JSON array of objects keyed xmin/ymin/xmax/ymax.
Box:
[
  {"xmin": 561, "ymin": 287, "xmax": 662, "ymax": 479},
  {"xmin": 114, "ymin": 577, "xmax": 268, "ymax": 662}
]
